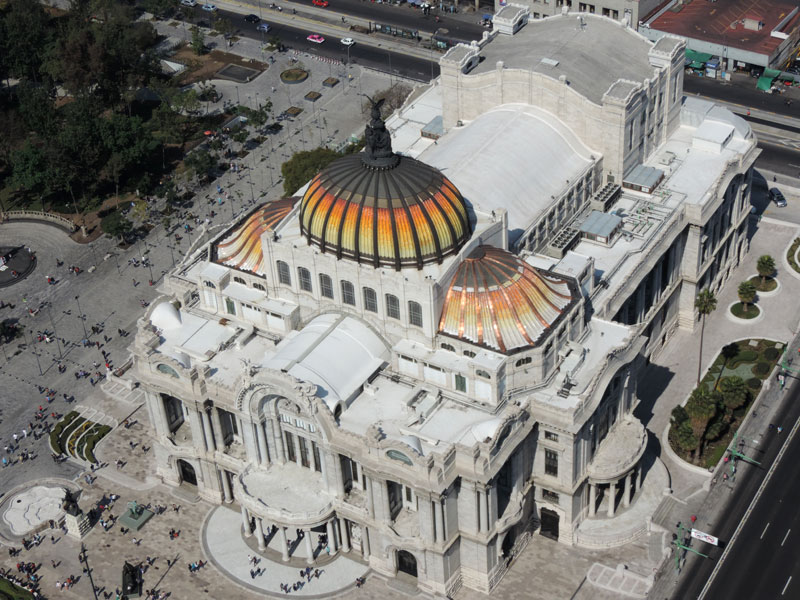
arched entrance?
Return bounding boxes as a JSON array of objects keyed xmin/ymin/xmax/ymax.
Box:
[
  {"xmin": 501, "ymin": 526, "xmax": 517, "ymax": 558},
  {"xmin": 177, "ymin": 459, "xmax": 197, "ymax": 486},
  {"xmin": 397, "ymin": 550, "xmax": 417, "ymax": 577},
  {"xmin": 540, "ymin": 508, "xmax": 559, "ymax": 541}
]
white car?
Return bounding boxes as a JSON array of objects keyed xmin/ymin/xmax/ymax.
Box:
[
  {"xmin": 201, "ymin": 3, "xmax": 217, "ymax": 11},
  {"xmin": 180, "ymin": 0, "xmax": 197, "ymax": 6},
  {"xmin": 340, "ymin": 37, "xmax": 355, "ymax": 46}
]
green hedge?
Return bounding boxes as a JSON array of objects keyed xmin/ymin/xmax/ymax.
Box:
[
  {"xmin": 764, "ymin": 347, "xmax": 780, "ymax": 361},
  {"xmin": 747, "ymin": 377, "xmax": 763, "ymax": 390},
  {"xmin": 83, "ymin": 425, "xmax": 112, "ymax": 464},
  {"xmin": 752, "ymin": 362, "xmax": 771, "ymax": 377},
  {"xmin": 737, "ymin": 350, "xmax": 758, "ymax": 362},
  {"xmin": 49, "ymin": 411, "xmax": 79, "ymax": 454}
]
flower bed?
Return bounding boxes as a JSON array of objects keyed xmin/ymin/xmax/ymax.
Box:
[
  {"xmin": 669, "ymin": 339, "xmax": 782, "ymax": 469},
  {"xmin": 49, "ymin": 411, "xmax": 79, "ymax": 454},
  {"xmin": 730, "ymin": 302, "xmax": 760, "ymax": 319},
  {"xmin": 280, "ymin": 68, "xmax": 309, "ymax": 83}
]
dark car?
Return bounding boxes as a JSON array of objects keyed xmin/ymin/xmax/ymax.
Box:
[
  {"xmin": 770, "ymin": 187, "xmax": 787, "ymax": 207},
  {"xmin": 244, "ymin": 14, "xmax": 260, "ymax": 23}
]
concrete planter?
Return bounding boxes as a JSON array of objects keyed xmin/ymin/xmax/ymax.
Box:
[
  {"xmin": 748, "ymin": 273, "xmax": 781, "ymax": 298},
  {"xmin": 726, "ymin": 301, "xmax": 764, "ymax": 324}
]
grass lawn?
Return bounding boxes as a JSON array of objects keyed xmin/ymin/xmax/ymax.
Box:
[
  {"xmin": 747, "ymin": 275, "xmax": 777, "ymax": 292},
  {"xmin": 730, "ymin": 302, "xmax": 760, "ymax": 319},
  {"xmin": 0, "ymin": 578, "xmax": 34, "ymax": 600},
  {"xmin": 788, "ymin": 238, "xmax": 800, "ymax": 275}
]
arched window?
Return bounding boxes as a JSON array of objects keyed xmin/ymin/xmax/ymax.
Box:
[
  {"xmin": 253, "ymin": 283, "xmax": 265, "ymax": 291},
  {"xmin": 277, "ymin": 261, "xmax": 291, "ymax": 286},
  {"xmin": 319, "ymin": 274, "xmax": 334, "ymax": 299},
  {"xmin": 204, "ymin": 281, "xmax": 216, "ymax": 289},
  {"xmin": 515, "ymin": 356, "xmax": 532, "ymax": 367},
  {"xmin": 441, "ymin": 343, "xmax": 455, "ymax": 353},
  {"xmin": 408, "ymin": 301, "xmax": 423, "ymax": 327},
  {"xmin": 297, "ymin": 267, "xmax": 312, "ymax": 292},
  {"xmin": 463, "ymin": 350, "xmax": 476, "ymax": 358},
  {"xmin": 233, "ymin": 276, "xmax": 246, "ymax": 285},
  {"xmin": 476, "ymin": 369, "xmax": 491, "ymax": 379},
  {"xmin": 363, "ymin": 287, "xmax": 378, "ymax": 312},
  {"xmin": 341, "ymin": 280, "xmax": 356, "ymax": 306},
  {"xmin": 385, "ymin": 294, "xmax": 400, "ymax": 320}
]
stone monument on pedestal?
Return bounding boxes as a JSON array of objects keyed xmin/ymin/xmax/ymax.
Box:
[
  {"xmin": 119, "ymin": 500, "xmax": 154, "ymax": 532},
  {"xmin": 63, "ymin": 490, "xmax": 91, "ymax": 539}
]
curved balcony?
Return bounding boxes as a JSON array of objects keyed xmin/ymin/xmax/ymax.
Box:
[
  {"xmin": 586, "ymin": 416, "xmax": 647, "ymax": 483},
  {"xmin": 238, "ymin": 463, "xmax": 335, "ymax": 527}
]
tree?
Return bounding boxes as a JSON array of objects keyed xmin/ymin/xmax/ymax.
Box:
[
  {"xmin": 100, "ymin": 113, "xmax": 158, "ymax": 199},
  {"xmin": 721, "ymin": 342, "xmax": 739, "ymax": 368},
  {"xmin": 719, "ymin": 376, "xmax": 749, "ymax": 422},
  {"xmin": 361, "ymin": 83, "xmax": 413, "ymax": 118},
  {"xmin": 0, "ymin": 0, "xmax": 51, "ymax": 82},
  {"xmin": 281, "ymin": 147, "xmax": 341, "ymax": 195},
  {"xmin": 141, "ymin": 0, "xmax": 178, "ymax": 18},
  {"xmin": 673, "ymin": 420, "xmax": 698, "ymax": 456},
  {"xmin": 184, "ymin": 149, "xmax": 217, "ymax": 181},
  {"xmin": 214, "ymin": 17, "xmax": 236, "ymax": 40},
  {"xmin": 101, "ymin": 210, "xmax": 132, "ymax": 240},
  {"xmin": 756, "ymin": 254, "xmax": 775, "ymax": 286},
  {"xmin": 684, "ymin": 387, "xmax": 717, "ymax": 462},
  {"xmin": 10, "ymin": 143, "xmax": 58, "ymax": 212},
  {"xmin": 737, "ymin": 280, "xmax": 757, "ymax": 313},
  {"xmin": 694, "ymin": 289, "xmax": 717, "ymax": 385},
  {"xmin": 190, "ymin": 26, "xmax": 206, "ymax": 55}
]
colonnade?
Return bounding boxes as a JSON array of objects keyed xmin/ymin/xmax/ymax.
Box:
[{"xmin": 587, "ymin": 465, "xmax": 642, "ymax": 518}]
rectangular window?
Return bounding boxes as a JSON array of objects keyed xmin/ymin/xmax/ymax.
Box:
[
  {"xmin": 341, "ymin": 281, "xmax": 356, "ymax": 306},
  {"xmin": 454, "ymin": 373, "xmax": 467, "ymax": 392},
  {"xmin": 225, "ymin": 297, "xmax": 236, "ymax": 315},
  {"xmin": 386, "ymin": 294, "xmax": 400, "ymax": 319},
  {"xmin": 544, "ymin": 431, "xmax": 559, "ymax": 442},
  {"xmin": 299, "ymin": 436, "xmax": 310, "ymax": 468},
  {"xmin": 312, "ymin": 441, "xmax": 322, "ymax": 472},
  {"xmin": 363, "ymin": 287, "xmax": 378, "ymax": 312},
  {"xmin": 542, "ymin": 488, "xmax": 560, "ymax": 502},
  {"xmin": 284, "ymin": 431, "xmax": 296, "ymax": 463},
  {"xmin": 319, "ymin": 274, "xmax": 334, "ymax": 299},
  {"xmin": 545, "ymin": 449, "xmax": 558, "ymax": 477}
]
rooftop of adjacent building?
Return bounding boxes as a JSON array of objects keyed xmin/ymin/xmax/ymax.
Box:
[
  {"xmin": 468, "ymin": 13, "xmax": 656, "ymax": 104},
  {"xmin": 645, "ymin": 0, "xmax": 800, "ymax": 57}
]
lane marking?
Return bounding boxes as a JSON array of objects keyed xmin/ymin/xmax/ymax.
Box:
[
  {"xmin": 761, "ymin": 522, "xmax": 770, "ymax": 539},
  {"xmin": 782, "ymin": 576, "xmax": 792, "ymax": 596},
  {"xmin": 782, "ymin": 529, "xmax": 791, "ymax": 546}
]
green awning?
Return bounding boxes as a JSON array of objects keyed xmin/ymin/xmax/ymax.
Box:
[
  {"xmin": 757, "ymin": 76, "xmax": 775, "ymax": 91},
  {"xmin": 764, "ymin": 68, "xmax": 782, "ymax": 78},
  {"xmin": 686, "ymin": 49, "xmax": 713, "ymax": 63}
]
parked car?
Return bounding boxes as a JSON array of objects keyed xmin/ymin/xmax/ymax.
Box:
[
  {"xmin": 340, "ymin": 37, "xmax": 355, "ymax": 46},
  {"xmin": 180, "ymin": 0, "xmax": 197, "ymax": 6},
  {"xmin": 312, "ymin": 0, "xmax": 329, "ymax": 6},
  {"xmin": 201, "ymin": 3, "xmax": 217, "ymax": 12},
  {"xmin": 244, "ymin": 14, "xmax": 261, "ymax": 23},
  {"xmin": 307, "ymin": 34, "xmax": 325, "ymax": 43},
  {"xmin": 770, "ymin": 187, "xmax": 788, "ymax": 207},
  {"xmin": 257, "ymin": 23, "xmax": 271, "ymax": 32}
]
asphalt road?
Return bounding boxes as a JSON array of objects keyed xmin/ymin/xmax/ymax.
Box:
[
  {"xmin": 684, "ymin": 73, "xmax": 800, "ymax": 119},
  {"xmin": 672, "ymin": 381, "xmax": 800, "ymax": 599},
  {"xmin": 185, "ymin": 5, "xmax": 439, "ymax": 80}
]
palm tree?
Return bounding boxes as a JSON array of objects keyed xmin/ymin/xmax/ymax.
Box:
[
  {"xmin": 756, "ymin": 255, "xmax": 776, "ymax": 287},
  {"xmin": 695, "ymin": 289, "xmax": 718, "ymax": 385},
  {"xmin": 685, "ymin": 388, "xmax": 717, "ymax": 462},
  {"xmin": 720, "ymin": 376, "xmax": 749, "ymax": 422},
  {"xmin": 738, "ymin": 280, "xmax": 757, "ymax": 313}
]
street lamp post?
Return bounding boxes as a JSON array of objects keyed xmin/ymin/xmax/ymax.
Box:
[
  {"xmin": 79, "ymin": 544, "xmax": 100, "ymax": 600},
  {"xmin": 45, "ymin": 303, "xmax": 63, "ymax": 360},
  {"xmin": 90, "ymin": 243, "xmax": 98, "ymax": 267},
  {"xmin": 74, "ymin": 295, "xmax": 88, "ymax": 339}
]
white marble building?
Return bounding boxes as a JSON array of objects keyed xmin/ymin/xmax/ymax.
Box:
[{"xmin": 132, "ymin": 13, "xmax": 757, "ymax": 596}]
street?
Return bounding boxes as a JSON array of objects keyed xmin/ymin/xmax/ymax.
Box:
[{"xmin": 672, "ymin": 378, "xmax": 800, "ymax": 599}]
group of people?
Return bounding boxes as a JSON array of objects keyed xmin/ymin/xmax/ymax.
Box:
[{"xmin": 278, "ymin": 566, "xmax": 325, "ymax": 593}]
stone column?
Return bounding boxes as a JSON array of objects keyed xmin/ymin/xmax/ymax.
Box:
[
  {"xmin": 589, "ymin": 483, "xmax": 597, "ymax": 517},
  {"xmin": 242, "ymin": 505, "xmax": 252, "ymax": 537},
  {"xmin": 201, "ymin": 410, "xmax": 216, "ymax": 452},
  {"xmin": 319, "ymin": 451, "xmax": 329, "ymax": 489},
  {"xmin": 339, "ymin": 519, "xmax": 350, "ymax": 552},
  {"xmin": 267, "ymin": 419, "xmax": 285, "ymax": 463},
  {"xmin": 256, "ymin": 422, "xmax": 269, "ymax": 466},
  {"xmin": 362, "ymin": 526, "xmax": 370, "ymax": 560},
  {"xmin": 149, "ymin": 393, "xmax": 170, "ymax": 437},
  {"xmin": 636, "ymin": 466, "xmax": 642, "ymax": 491},
  {"xmin": 304, "ymin": 528, "xmax": 314, "ymax": 564},
  {"xmin": 479, "ymin": 488, "xmax": 488, "ymax": 533},
  {"xmin": 366, "ymin": 476, "xmax": 376, "ymax": 519},
  {"xmin": 210, "ymin": 407, "xmax": 225, "ymax": 447},
  {"xmin": 624, "ymin": 473, "xmax": 632, "ymax": 508},
  {"xmin": 278, "ymin": 526, "xmax": 290, "ymax": 561},
  {"xmin": 384, "ymin": 482, "xmax": 392, "ymax": 522},
  {"xmin": 255, "ymin": 518, "xmax": 266, "ymax": 551},
  {"xmin": 220, "ymin": 469, "xmax": 232, "ymax": 502},
  {"xmin": 240, "ymin": 420, "xmax": 258, "ymax": 462},
  {"xmin": 434, "ymin": 497, "xmax": 445, "ymax": 542},
  {"xmin": 487, "ymin": 483, "xmax": 496, "ymax": 527},
  {"xmin": 326, "ymin": 520, "xmax": 336, "ymax": 552},
  {"xmin": 607, "ymin": 481, "xmax": 616, "ymax": 517}
]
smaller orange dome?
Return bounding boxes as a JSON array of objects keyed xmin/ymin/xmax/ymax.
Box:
[
  {"xmin": 439, "ymin": 247, "xmax": 575, "ymax": 353},
  {"xmin": 215, "ymin": 199, "xmax": 297, "ymax": 273}
]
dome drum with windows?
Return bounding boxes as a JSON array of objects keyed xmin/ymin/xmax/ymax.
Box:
[
  {"xmin": 299, "ymin": 99, "xmax": 471, "ymax": 270},
  {"xmin": 439, "ymin": 246, "xmax": 576, "ymax": 354}
]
